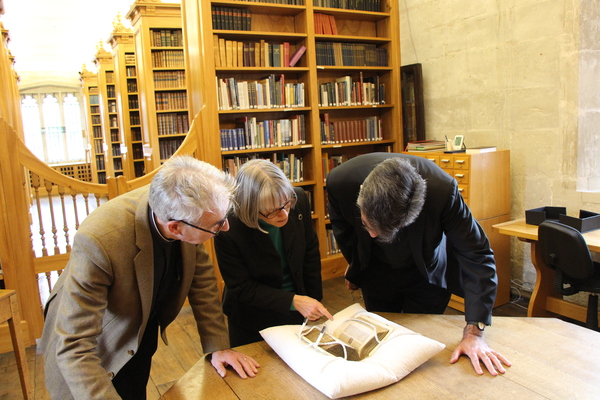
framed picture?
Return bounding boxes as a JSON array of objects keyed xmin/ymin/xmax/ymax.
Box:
[{"xmin": 401, "ymin": 63, "xmax": 426, "ymax": 145}]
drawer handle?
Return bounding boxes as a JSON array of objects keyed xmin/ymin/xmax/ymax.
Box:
[
  {"xmin": 426, "ymin": 158, "xmax": 436, "ymax": 162},
  {"xmin": 455, "ymin": 174, "xmax": 464, "ymax": 178},
  {"xmin": 458, "ymin": 188, "xmax": 464, "ymax": 192},
  {"xmin": 456, "ymin": 160, "xmax": 465, "ymax": 164},
  {"xmin": 441, "ymin": 159, "xmax": 450, "ymax": 163}
]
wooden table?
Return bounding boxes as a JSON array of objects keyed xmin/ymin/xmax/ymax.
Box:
[
  {"xmin": 161, "ymin": 314, "xmax": 600, "ymax": 400},
  {"xmin": 0, "ymin": 290, "xmax": 32, "ymax": 400},
  {"xmin": 493, "ymin": 218, "xmax": 600, "ymax": 322}
]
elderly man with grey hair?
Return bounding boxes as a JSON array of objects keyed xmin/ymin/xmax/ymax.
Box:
[
  {"xmin": 326, "ymin": 152, "xmax": 511, "ymax": 377},
  {"xmin": 41, "ymin": 155, "xmax": 259, "ymax": 400}
]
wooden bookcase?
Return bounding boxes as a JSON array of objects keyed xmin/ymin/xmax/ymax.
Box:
[
  {"xmin": 94, "ymin": 45, "xmax": 125, "ymax": 180},
  {"xmin": 108, "ymin": 20, "xmax": 147, "ymax": 179},
  {"xmin": 127, "ymin": 1, "xmax": 190, "ymax": 171},
  {"xmin": 80, "ymin": 67, "xmax": 106, "ymax": 184},
  {"xmin": 182, "ymin": 0, "xmax": 403, "ymax": 279}
]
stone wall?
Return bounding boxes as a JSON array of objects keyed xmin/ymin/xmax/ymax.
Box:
[{"xmin": 399, "ymin": 0, "xmax": 600, "ymax": 296}]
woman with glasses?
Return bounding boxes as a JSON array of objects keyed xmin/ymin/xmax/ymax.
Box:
[{"xmin": 215, "ymin": 159, "xmax": 333, "ymax": 347}]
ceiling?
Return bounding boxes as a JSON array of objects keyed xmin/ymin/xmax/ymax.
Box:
[{"xmin": 1, "ymin": 0, "xmax": 180, "ymax": 87}]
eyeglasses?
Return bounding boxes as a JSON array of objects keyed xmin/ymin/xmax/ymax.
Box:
[
  {"xmin": 169, "ymin": 217, "xmax": 228, "ymax": 237},
  {"xmin": 259, "ymin": 193, "xmax": 297, "ymax": 219}
]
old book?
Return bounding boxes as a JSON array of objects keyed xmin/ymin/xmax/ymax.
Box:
[{"xmin": 288, "ymin": 45, "xmax": 306, "ymax": 67}]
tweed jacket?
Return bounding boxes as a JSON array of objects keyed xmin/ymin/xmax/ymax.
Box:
[
  {"xmin": 326, "ymin": 153, "xmax": 497, "ymax": 324},
  {"xmin": 214, "ymin": 187, "xmax": 322, "ymax": 332},
  {"xmin": 40, "ymin": 186, "xmax": 230, "ymax": 400}
]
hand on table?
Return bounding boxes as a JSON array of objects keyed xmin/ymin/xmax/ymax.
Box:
[
  {"xmin": 450, "ymin": 324, "xmax": 512, "ymax": 376},
  {"xmin": 293, "ymin": 295, "xmax": 334, "ymax": 321},
  {"xmin": 211, "ymin": 348, "xmax": 260, "ymax": 379}
]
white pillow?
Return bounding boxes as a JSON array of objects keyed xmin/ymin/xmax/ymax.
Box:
[{"xmin": 260, "ymin": 304, "xmax": 445, "ymax": 399}]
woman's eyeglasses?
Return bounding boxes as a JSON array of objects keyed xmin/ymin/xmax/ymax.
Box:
[{"xmin": 259, "ymin": 193, "xmax": 297, "ymax": 219}]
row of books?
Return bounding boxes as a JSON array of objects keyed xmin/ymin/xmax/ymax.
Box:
[
  {"xmin": 159, "ymin": 137, "xmax": 184, "ymax": 160},
  {"xmin": 131, "ymin": 144, "xmax": 144, "ymax": 160},
  {"xmin": 223, "ymin": 153, "xmax": 304, "ymax": 182},
  {"xmin": 91, "ymin": 115, "xmax": 101, "ymax": 125},
  {"xmin": 128, "ymin": 97, "xmax": 139, "ymax": 110},
  {"xmin": 157, "ymin": 113, "xmax": 189, "ymax": 136},
  {"xmin": 129, "ymin": 113, "xmax": 141, "ymax": 126},
  {"xmin": 214, "ymin": 36, "xmax": 306, "ymax": 68},
  {"xmin": 318, "ymin": 74, "xmax": 385, "ymax": 106},
  {"xmin": 154, "ymin": 91, "xmax": 188, "ymax": 111},
  {"xmin": 126, "ymin": 66, "xmax": 137, "ymax": 77},
  {"xmin": 89, "ymin": 94, "xmax": 99, "ymax": 105},
  {"xmin": 93, "ymin": 139, "xmax": 104, "ymax": 154},
  {"xmin": 320, "ymin": 115, "xmax": 382, "ymax": 144},
  {"xmin": 316, "ymin": 42, "xmax": 388, "ymax": 67},
  {"xmin": 321, "ymin": 153, "xmax": 355, "ymax": 182},
  {"xmin": 126, "ymin": 81, "xmax": 138, "ymax": 93},
  {"xmin": 151, "ymin": 50, "xmax": 185, "ymax": 69},
  {"xmin": 106, "ymin": 87, "xmax": 116, "ymax": 98},
  {"xmin": 314, "ymin": 12, "xmax": 339, "ymax": 35},
  {"xmin": 110, "ymin": 131, "xmax": 120, "ymax": 142},
  {"xmin": 325, "ymin": 228, "xmax": 341, "ymax": 255},
  {"xmin": 220, "ymin": 114, "xmax": 306, "ymax": 151},
  {"xmin": 314, "ymin": 0, "xmax": 381, "ymax": 11},
  {"xmin": 95, "ymin": 154, "xmax": 106, "ymax": 171},
  {"xmin": 233, "ymin": 0, "xmax": 303, "ymax": 4},
  {"xmin": 90, "ymin": 105, "xmax": 100, "ymax": 114},
  {"xmin": 111, "ymin": 143, "xmax": 121, "ymax": 157},
  {"xmin": 92, "ymin": 126, "xmax": 102, "ymax": 138},
  {"xmin": 131, "ymin": 127, "xmax": 142, "ymax": 142},
  {"xmin": 211, "ymin": 6, "xmax": 251, "ymax": 31},
  {"xmin": 151, "ymin": 29, "xmax": 184, "ymax": 48},
  {"xmin": 216, "ymin": 75, "xmax": 306, "ymax": 110},
  {"xmin": 153, "ymin": 71, "xmax": 186, "ymax": 89}
]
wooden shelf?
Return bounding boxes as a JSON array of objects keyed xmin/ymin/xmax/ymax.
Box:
[{"xmin": 182, "ymin": 0, "xmax": 403, "ymax": 278}]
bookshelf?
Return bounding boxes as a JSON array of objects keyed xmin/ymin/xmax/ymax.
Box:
[
  {"xmin": 94, "ymin": 44, "xmax": 125, "ymax": 180},
  {"xmin": 126, "ymin": 1, "xmax": 190, "ymax": 171},
  {"xmin": 80, "ymin": 66, "xmax": 106, "ymax": 184},
  {"xmin": 183, "ymin": 0, "xmax": 403, "ymax": 280},
  {"xmin": 107, "ymin": 18, "xmax": 147, "ymax": 179}
]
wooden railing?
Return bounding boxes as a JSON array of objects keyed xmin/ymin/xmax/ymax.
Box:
[{"xmin": 0, "ymin": 111, "xmax": 209, "ymax": 351}]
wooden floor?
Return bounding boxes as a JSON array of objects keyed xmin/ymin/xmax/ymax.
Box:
[{"xmin": 0, "ymin": 276, "xmax": 577, "ymax": 400}]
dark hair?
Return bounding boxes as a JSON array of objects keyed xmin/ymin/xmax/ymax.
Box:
[{"xmin": 357, "ymin": 158, "xmax": 426, "ymax": 243}]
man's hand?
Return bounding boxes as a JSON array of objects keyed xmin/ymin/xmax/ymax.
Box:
[
  {"xmin": 210, "ymin": 349, "xmax": 260, "ymax": 379},
  {"xmin": 293, "ymin": 295, "xmax": 334, "ymax": 321},
  {"xmin": 450, "ymin": 324, "xmax": 512, "ymax": 376}
]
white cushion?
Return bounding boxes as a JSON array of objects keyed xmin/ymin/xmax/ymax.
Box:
[{"xmin": 260, "ymin": 304, "xmax": 445, "ymax": 399}]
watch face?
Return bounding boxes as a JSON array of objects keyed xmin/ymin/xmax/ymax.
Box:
[{"xmin": 477, "ymin": 322, "xmax": 485, "ymax": 331}]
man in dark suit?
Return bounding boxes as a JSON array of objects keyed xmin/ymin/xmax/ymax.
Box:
[
  {"xmin": 41, "ymin": 156, "xmax": 259, "ymax": 400},
  {"xmin": 326, "ymin": 152, "xmax": 511, "ymax": 376}
]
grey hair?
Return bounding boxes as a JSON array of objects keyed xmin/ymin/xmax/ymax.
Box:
[
  {"xmin": 234, "ymin": 159, "xmax": 295, "ymax": 231},
  {"xmin": 357, "ymin": 157, "xmax": 426, "ymax": 243},
  {"xmin": 149, "ymin": 155, "xmax": 235, "ymax": 224}
]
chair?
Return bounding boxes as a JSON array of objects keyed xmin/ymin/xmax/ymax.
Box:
[{"xmin": 538, "ymin": 220, "xmax": 600, "ymax": 331}]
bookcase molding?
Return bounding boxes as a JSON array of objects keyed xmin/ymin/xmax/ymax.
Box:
[{"xmin": 183, "ymin": 0, "xmax": 403, "ymax": 279}]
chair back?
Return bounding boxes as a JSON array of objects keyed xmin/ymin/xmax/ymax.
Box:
[{"xmin": 538, "ymin": 220, "xmax": 595, "ymax": 280}]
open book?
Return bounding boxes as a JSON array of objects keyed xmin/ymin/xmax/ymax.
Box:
[{"xmin": 301, "ymin": 313, "xmax": 393, "ymax": 361}]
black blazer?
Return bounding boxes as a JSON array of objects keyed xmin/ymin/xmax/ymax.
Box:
[
  {"xmin": 326, "ymin": 153, "xmax": 497, "ymax": 324},
  {"xmin": 214, "ymin": 187, "xmax": 322, "ymax": 332}
]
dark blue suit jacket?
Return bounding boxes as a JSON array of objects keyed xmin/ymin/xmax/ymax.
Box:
[{"xmin": 326, "ymin": 153, "xmax": 497, "ymax": 324}]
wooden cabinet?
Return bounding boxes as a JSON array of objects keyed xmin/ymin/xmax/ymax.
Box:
[
  {"xmin": 94, "ymin": 47, "xmax": 125, "ymax": 180},
  {"xmin": 80, "ymin": 67, "xmax": 106, "ymax": 184},
  {"xmin": 126, "ymin": 1, "xmax": 189, "ymax": 171},
  {"xmin": 406, "ymin": 150, "xmax": 512, "ymax": 308},
  {"xmin": 108, "ymin": 21, "xmax": 147, "ymax": 179},
  {"xmin": 182, "ymin": 0, "xmax": 403, "ymax": 279}
]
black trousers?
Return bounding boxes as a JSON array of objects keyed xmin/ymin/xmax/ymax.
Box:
[
  {"xmin": 112, "ymin": 317, "xmax": 159, "ymax": 400},
  {"xmin": 359, "ymin": 265, "xmax": 451, "ymax": 314}
]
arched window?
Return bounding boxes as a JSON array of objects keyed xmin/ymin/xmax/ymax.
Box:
[{"xmin": 20, "ymin": 90, "xmax": 86, "ymax": 164}]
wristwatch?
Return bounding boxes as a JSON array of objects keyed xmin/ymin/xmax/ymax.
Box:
[{"xmin": 467, "ymin": 321, "xmax": 486, "ymax": 331}]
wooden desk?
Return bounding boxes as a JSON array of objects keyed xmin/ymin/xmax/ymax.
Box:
[
  {"xmin": 493, "ymin": 218, "xmax": 600, "ymax": 322},
  {"xmin": 161, "ymin": 314, "xmax": 600, "ymax": 400},
  {"xmin": 0, "ymin": 290, "xmax": 32, "ymax": 400}
]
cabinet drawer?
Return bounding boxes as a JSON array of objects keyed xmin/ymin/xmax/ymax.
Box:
[
  {"xmin": 453, "ymin": 156, "xmax": 470, "ymax": 170},
  {"xmin": 457, "ymin": 184, "xmax": 469, "ymax": 199},
  {"xmin": 419, "ymin": 155, "xmax": 439, "ymax": 166},
  {"xmin": 452, "ymin": 170, "xmax": 470, "ymax": 184},
  {"xmin": 438, "ymin": 156, "xmax": 453, "ymax": 169}
]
